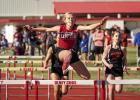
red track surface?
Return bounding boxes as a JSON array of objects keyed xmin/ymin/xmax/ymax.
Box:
[{"xmin": 0, "ymin": 73, "xmax": 140, "ymax": 100}]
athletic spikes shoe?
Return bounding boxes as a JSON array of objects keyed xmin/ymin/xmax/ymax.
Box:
[{"xmin": 63, "ymin": 65, "xmax": 73, "ymax": 75}]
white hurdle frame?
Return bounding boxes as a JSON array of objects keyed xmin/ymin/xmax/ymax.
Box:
[
  {"xmin": 0, "ymin": 80, "xmax": 101, "ymax": 100},
  {"xmin": 0, "ymin": 56, "xmax": 44, "ymax": 59},
  {"xmin": 0, "ymin": 79, "xmax": 140, "ymax": 100}
]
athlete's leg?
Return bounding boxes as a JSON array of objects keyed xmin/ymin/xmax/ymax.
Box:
[
  {"xmin": 65, "ymin": 50, "xmax": 91, "ymax": 80},
  {"xmin": 106, "ymin": 74, "xmax": 115, "ymax": 100},
  {"xmin": 51, "ymin": 73, "xmax": 61, "ymax": 100},
  {"xmin": 115, "ymin": 76, "xmax": 123, "ymax": 93},
  {"xmin": 61, "ymin": 75, "xmax": 69, "ymax": 95},
  {"xmin": 58, "ymin": 50, "xmax": 72, "ymax": 71},
  {"xmin": 53, "ymin": 49, "xmax": 90, "ymax": 79},
  {"xmin": 70, "ymin": 60, "xmax": 90, "ymax": 80}
]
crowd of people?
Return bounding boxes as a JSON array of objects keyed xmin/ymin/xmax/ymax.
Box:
[
  {"xmin": 0, "ymin": 24, "xmax": 56, "ymax": 56},
  {"xmin": 0, "ymin": 23, "xmax": 129, "ymax": 60},
  {"xmin": 0, "ymin": 12, "xmax": 138, "ymax": 100}
]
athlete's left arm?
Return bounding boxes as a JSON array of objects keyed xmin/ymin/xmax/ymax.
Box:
[{"xmin": 77, "ymin": 16, "xmax": 109, "ymax": 31}]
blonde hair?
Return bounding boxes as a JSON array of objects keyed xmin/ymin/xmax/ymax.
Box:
[
  {"xmin": 62, "ymin": 12, "xmax": 74, "ymax": 21},
  {"xmin": 64, "ymin": 12, "xmax": 71, "ymax": 16}
]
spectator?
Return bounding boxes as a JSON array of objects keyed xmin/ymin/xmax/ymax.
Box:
[
  {"xmin": 41, "ymin": 32, "xmax": 47, "ymax": 56},
  {"xmin": 88, "ymin": 30, "xmax": 95, "ymax": 61},
  {"xmin": 79, "ymin": 32, "xmax": 89, "ymax": 64},
  {"xmin": 1, "ymin": 35, "xmax": 8, "ymax": 54},
  {"xmin": 27, "ymin": 27, "xmax": 38, "ymax": 55},
  {"xmin": 23, "ymin": 26, "xmax": 29, "ymax": 55},
  {"xmin": 46, "ymin": 32, "xmax": 54, "ymax": 53},
  {"xmin": 121, "ymin": 30, "xmax": 128, "ymax": 55},
  {"xmin": 93, "ymin": 27, "xmax": 105, "ymax": 66},
  {"xmin": 12, "ymin": 26, "xmax": 24, "ymax": 55},
  {"xmin": 134, "ymin": 32, "xmax": 140, "ymax": 58},
  {"xmin": 104, "ymin": 29, "xmax": 112, "ymax": 48}
]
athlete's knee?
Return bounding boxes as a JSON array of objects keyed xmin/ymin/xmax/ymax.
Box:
[
  {"xmin": 82, "ymin": 73, "xmax": 91, "ymax": 80},
  {"xmin": 59, "ymin": 50, "xmax": 72, "ymax": 62},
  {"xmin": 62, "ymin": 91, "xmax": 68, "ymax": 95},
  {"xmin": 115, "ymin": 85, "xmax": 122, "ymax": 93},
  {"xmin": 115, "ymin": 88, "xmax": 122, "ymax": 93},
  {"xmin": 86, "ymin": 74, "xmax": 91, "ymax": 80},
  {"xmin": 53, "ymin": 90, "xmax": 59, "ymax": 98},
  {"xmin": 61, "ymin": 89, "xmax": 68, "ymax": 95},
  {"xmin": 61, "ymin": 84, "xmax": 68, "ymax": 95},
  {"xmin": 64, "ymin": 51, "xmax": 72, "ymax": 61}
]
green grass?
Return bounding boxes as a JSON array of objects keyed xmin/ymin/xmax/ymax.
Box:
[
  {"xmin": 0, "ymin": 46, "xmax": 138, "ymax": 66},
  {"xmin": 127, "ymin": 47, "xmax": 137, "ymax": 66}
]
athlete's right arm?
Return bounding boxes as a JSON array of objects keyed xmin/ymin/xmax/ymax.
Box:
[
  {"xmin": 43, "ymin": 47, "xmax": 53, "ymax": 69},
  {"xmin": 32, "ymin": 26, "xmax": 60, "ymax": 32},
  {"xmin": 102, "ymin": 45, "xmax": 113, "ymax": 69}
]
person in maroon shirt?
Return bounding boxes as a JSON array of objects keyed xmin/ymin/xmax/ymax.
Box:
[
  {"xmin": 12, "ymin": 26, "xmax": 24, "ymax": 55},
  {"xmin": 121, "ymin": 30, "xmax": 128, "ymax": 55},
  {"xmin": 26, "ymin": 12, "xmax": 108, "ymax": 100},
  {"xmin": 104, "ymin": 29, "xmax": 112, "ymax": 47}
]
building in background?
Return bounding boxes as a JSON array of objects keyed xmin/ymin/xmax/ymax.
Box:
[{"xmin": 0, "ymin": 0, "xmax": 140, "ymax": 42}]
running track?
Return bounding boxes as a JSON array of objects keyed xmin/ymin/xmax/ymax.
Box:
[{"xmin": 0, "ymin": 73, "xmax": 140, "ymax": 100}]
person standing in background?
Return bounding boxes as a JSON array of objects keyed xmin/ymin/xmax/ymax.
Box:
[
  {"xmin": 79, "ymin": 32, "xmax": 89, "ymax": 64},
  {"xmin": 1, "ymin": 35, "xmax": 8, "ymax": 54},
  {"xmin": 121, "ymin": 29, "xmax": 128, "ymax": 56},
  {"xmin": 93, "ymin": 27, "xmax": 105, "ymax": 66},
  {"xmin": 134, "ymin": 32, "xmax": 140, "ymax": 63}
]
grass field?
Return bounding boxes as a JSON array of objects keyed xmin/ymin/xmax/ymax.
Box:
[
  {"xmin": 0, "ymin": 46, "xmax": 138, "ymax": 66},
  {"xmin": 127, "ymin": 46, "xmax": 137, "ymax": 66}
]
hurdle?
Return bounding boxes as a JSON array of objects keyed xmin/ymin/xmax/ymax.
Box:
[
  {"xmin": 0, "ymin": 67, "xmax": 48, "ymax": 81},
  {"xmin": 0, "ymin": 69, "xmax": 2, "ymax": 100},
  {"xmin": 0, "ymin": 56, "xmax": 45, "ymax": 59},
  {"xmin": 0, "ymin": 80, "xmax": 105, "ymax": 100},
  {"xmin": 1, "ymin": 66, "xmax": 140, "ymax": 80},
  {"xmin": 107, "ymin": 79, "xmax": 140, "ymax": 85},
  {"xmin": 1, "ymin": 79, "xmax": 140, "ymax": 100},
  {"xmin": 0, "ymin": 56, "xmax": 44, "ymax": 67},
  {"xmin": 0, "ymin": 56, "xmax": 102, "ymax": 64}
]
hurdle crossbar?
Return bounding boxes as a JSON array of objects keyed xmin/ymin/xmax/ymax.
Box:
[
  {"xmin": 1, "ymin": 79, "xmax": 140, "ymax": 100},
  {"xmin": 0, "ymin": 60, "xmax": 41, "ymax": 63},
  {"xmin": 1, "ymin": 67, "xmax": 140, "ymax": 72},
  {"xmin": 0, "ymin": 80, "xmax": 102, "ymax": 100},
  {"xmin": 0, "ymin": 67, "xmax": 48, "ymax": 71},
  {"xmin": 0, "ymin": 80, "xmax": 97, "ymax": 85},
  {"xmin": 107, "ymin": 79, "xmax": 140, "ymax": 85},
  {"xmin": 0, "ymin": 56, "xmax": 44, "ymax": 59},
  {"xmin": 1, "ymin": 79, "xmax": 140, "ymax": 85}
]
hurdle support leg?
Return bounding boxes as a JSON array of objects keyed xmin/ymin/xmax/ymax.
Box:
[
  {"xmin": 13, "ymin": 70, "xmax": 16, "ymax": 80},
  {"xmin": 101, "ymin": 80, "xmax": 105, "ymax": 100},
  {"xmin": 24, "ymin": 68, "xmax": 27, "ymax": 79},
  {"xmin": 6, "ymin": 68, "xmax": 9, "ymax": 100},
  {"xmin": 98, "ymin": 67, "xmax": 101, "ymax": 100},
  {"xmin": 35, "ymin": 81, "xmax": 39, "ymax": 100},
  {"xmin": 25, "ymin": 81, "xmax": 29, "ymax": 100},
  {"xmin": 47, "ymin": 68, "xmax": 50, "ymax": 100},
  {"xmin": 94, "ymin": 80, "xmax": 97, "ymax": 100},
  {"xmin": 0, "ymin": 69, "xmax": 1, "ymax": 100}
]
